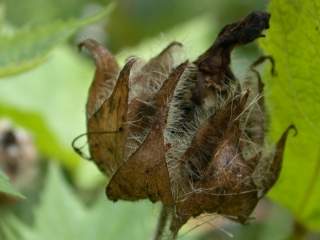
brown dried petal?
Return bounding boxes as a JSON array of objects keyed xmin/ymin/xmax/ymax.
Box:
[
  {"xmin": 252, "ymin": 125, "xmax": 297, "ymax": 195},
  {"xmin": 106, "ymin": 62, "xmax": 189, "ymax": 204},
  {"xmin": 87, "ymin": 59, "xmax": 135, "ymax": 176}
]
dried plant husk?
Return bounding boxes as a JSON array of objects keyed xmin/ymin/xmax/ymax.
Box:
[{"xmin": 78, "ymin": 11, "xmax": 295, "ymax": 237}]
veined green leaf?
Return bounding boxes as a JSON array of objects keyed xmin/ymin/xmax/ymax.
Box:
[
  {"xmin": 260, "ymin": 0, "xmax": 320, "ymax": 230},
  {"xmin": 1, "ymin": 164, "xmax": 159, "ymax": 240},
  {"xmin": 0, "ymin": 4, "xmax": 113, "ymax": 78}
]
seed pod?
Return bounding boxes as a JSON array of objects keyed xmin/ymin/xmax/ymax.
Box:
[{"xmin": 77, "ymin": 11, "xmax": 295, "ymax": 237}]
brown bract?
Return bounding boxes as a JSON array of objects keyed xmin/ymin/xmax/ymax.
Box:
[
  {"xmin": 107, "ymin": 62, "xmax": 188, "ymax": 205},
  {"xmin": 77, "ymin": 11, "xmax": 295, "ymax": 237},
  {"xmin": 81, "ymin": 38, "xmax": 134, "ymax": 175}
]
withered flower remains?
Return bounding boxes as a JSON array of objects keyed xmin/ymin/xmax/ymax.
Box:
[{"xmin": 75, "ymin": 11, "xmax": 295, "ymax": 239}]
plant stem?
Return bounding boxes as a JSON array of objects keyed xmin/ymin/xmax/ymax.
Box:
[
  {"xmin": 153, "ymin": 205, "xmax": 169, "ymax": 240},
  {"xmin": 153, "ymin": 205, "xmax": 180, "ymax": 240}
]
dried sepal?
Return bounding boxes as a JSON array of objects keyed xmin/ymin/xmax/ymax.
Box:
[
  {"xmin": 252, "ymin": 124, "xmax": 297, "ymax": 196},
  {"xmin": 170, "ymin": 93, "xmax": 256, "ymax": 230},
  {"xmin": 107, "ymin": 62, "xmax": 189, "ymax": 204},
  {"xmin": 83, "ymin": 40, "xmax": 135, "ymax": 175}
]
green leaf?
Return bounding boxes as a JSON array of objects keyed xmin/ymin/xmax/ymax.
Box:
[
  {"xmin": 0, "ymin": 4, "xmax": 113, "ymax": 78},
  {"xmin": 0, "ymin": 169, "xmax": 24, "ymax": 201},
  {"xmin": 1, "ymin": 164, "xmax": 159, "ymax": 240},
  {"xmin": 260, "ymin": 0, "xmax": 320, "ymax": 230}
]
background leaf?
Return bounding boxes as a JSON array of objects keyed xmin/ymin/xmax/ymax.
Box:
[
  {"xmin": 0, "ymin": 169, "xmax": 24, "ymax": 201},
  {"xmin": 0, "ymin": 47, "xmax": 93, "ymax": 169},
  {"xmin": 0, "ymin": 5, "xmax": 112, "ymax": 78},
  {"xmin": 0, "ymin": 104, "xmax": 77, "ymax": 169},
  {"xmin": 0, "ymin": 164, "xmax": 166, "ymax": 240},
  {"xmin": 260, "ymin": 0, "xmax": 320, "ymax": 230}
]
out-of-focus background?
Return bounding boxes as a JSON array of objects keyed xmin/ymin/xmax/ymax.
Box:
[{"xmin": 0, "ymin": 0, "xmax": 319, "ymax": 239}]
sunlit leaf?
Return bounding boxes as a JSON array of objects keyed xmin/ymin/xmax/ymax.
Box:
[{"xmin": 260, "ymin": 0, "xmax": 320, "ymax": 230}]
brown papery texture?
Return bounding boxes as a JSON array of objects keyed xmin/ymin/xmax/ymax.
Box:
[{"xmin": 77, "ymin": 11, "xmax": 296, "ymax": 238}]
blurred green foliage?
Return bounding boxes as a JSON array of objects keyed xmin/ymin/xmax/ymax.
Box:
[
  {"xmin": 0, "ymin": 164, "xmax": 164, "ymax": 240},
  {"xmin": 0, "ymin": 169, "xmax": 24, "ymax": 200},
  {"xmin": 260, "ymin": 0, "xmax": 320, "ymax": 231},
  {"xmin": 0, "ymin": 47, "xmax": 93, "ymax": 169},
  {"xmin": 107, "ymin": 0, "xmax": 267, "ymax": 51},
  {"xmin": 0, "ymin": 6, "xmax": 112, "ymax": 77}
]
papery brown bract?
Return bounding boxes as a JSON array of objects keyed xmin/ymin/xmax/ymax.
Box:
[
  {"xmin": 78, "ymin": 11, "xmax": 295, "ymax": 238},
  {"xmin": 107, "ymin": 62, "xmax": 188, "ymax": 205}
]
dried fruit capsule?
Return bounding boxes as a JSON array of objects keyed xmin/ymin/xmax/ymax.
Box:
[{"xmin": 76, "ymin": 11, "xmax": 295, "ymax": 239}]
